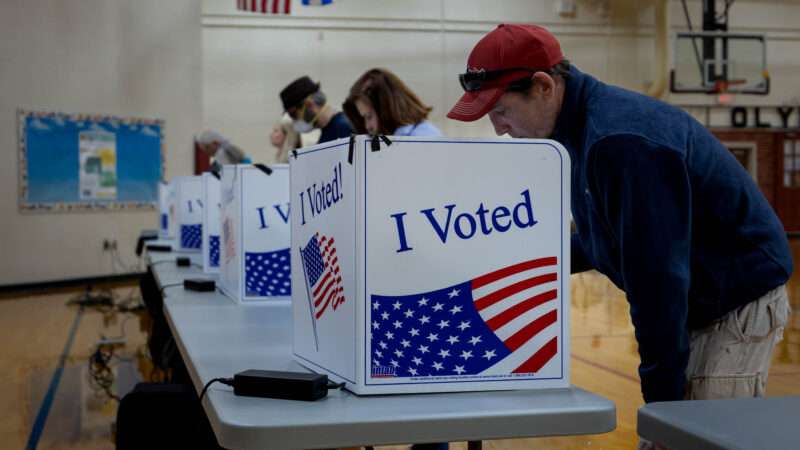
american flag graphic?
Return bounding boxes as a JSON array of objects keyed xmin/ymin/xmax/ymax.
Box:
[
  {"xmin": 370, "ymin": 257, "xmax": 559, "ymax": 378},
  {"xmin": 180, "ymin": 224, "xmax": 202, "ymax": 249},
  {"xmin": 300, "ymin": 233, "xmax": 345, "ymax": 321},
  {"xmin": 302, "ymin": 0, "xmax": 333, "ymax": 5},
  {"xmin": 223, "ymin": 217, "xmax": 236, "ymax": 263},
  {"xmin": 209, "ymin": 235, "xmax": 220, "ymax": 267},
  {"xmin": 236, "ymin": 0, "xmax": 291, "ymax": 14},
  {"xmin": 245, "ymin": 248, "xmax": 291, "ymax": 297}
]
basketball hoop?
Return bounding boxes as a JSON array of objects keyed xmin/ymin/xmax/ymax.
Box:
[
  {"xmin": 712, "ymin": 78, "xmax": 746, "ymax": 94},
  {"xmin": 713, "ymin": 79, "xmax": 745, "ymax": 105},
  {"xmin": 670, "ymin": 32, "xmax": 769, "ymax": 95}
]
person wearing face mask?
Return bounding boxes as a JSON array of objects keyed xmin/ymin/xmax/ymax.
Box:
[
  {"xmin": 342, "ymin": 68, "xmax": 442, "ymax": 137},
  {"xmin": 279, "ymin": 76, "xmax": 353, "ymax": 144},
  {"xmin": 448, "ymin": 24, "xmax": 792, "ymax": 450}
]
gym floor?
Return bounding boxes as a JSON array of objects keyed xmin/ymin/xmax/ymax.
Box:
[{"xmin": 2, "ymin": 240, "xmax": 798, "ymax": 450}]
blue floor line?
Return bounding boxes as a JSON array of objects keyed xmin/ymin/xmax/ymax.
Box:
[{"xmin": 25, "ymin": 306, "xmax": 84, "ymax": 450}]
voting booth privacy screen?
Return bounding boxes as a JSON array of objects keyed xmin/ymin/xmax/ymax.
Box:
[
  {"xmin": 219, "ymin": 164, "xmax": 291, "ymax": 303},
  {"xmin": 174, "ymin": 176, "xmax": 203, "ymax": 253},
  {"xmin": 159, "ymin": 181, "xmax": 177, "ymax": 239},
  {"xmin": 291, "ymin": 136, "xmax": 571, "ymax": 395},
  {"xmin": 202, "ymin": 173, "xmax": 222, "ymax": 273},
  {"xmin": 18, "ymin": 109, "xmax": 163, "ymax": 212}
]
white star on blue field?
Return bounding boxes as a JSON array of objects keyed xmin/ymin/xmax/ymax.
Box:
[{"xmin": 245, "ymin": 248, "xmax": 291, "ymax": 296}]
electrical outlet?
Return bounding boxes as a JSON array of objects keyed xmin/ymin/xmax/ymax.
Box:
[{"xmin": 102, "ymin": 239, "xmax": 118, "ymax": 251}]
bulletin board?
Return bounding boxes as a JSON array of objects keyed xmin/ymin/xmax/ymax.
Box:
[{"xmin": 17, "ymin": 109, "xmax": 165, "ymax": 212}]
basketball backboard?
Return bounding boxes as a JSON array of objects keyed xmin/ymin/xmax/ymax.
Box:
[{"xmin": 671, "ymin": 32, "xmax": 769, "ymax": 95}]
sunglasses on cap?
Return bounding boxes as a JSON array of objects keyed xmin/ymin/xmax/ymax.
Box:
[{"xmin": 458, "ymin": 67, "xmax": 545, "ymax": 92}]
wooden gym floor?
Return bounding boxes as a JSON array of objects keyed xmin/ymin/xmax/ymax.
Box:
[{"xmin": 1, "ymin": 240, "xmax": 798, "ymax": 450}]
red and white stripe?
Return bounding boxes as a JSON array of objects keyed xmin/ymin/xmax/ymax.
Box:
[
  {"xmin": 236, "ymin": 0, "xmax": 291, "ymax": 14},
  {"xmin": 312, "ymin": 234, "xmax": 344, "ymax": 319},
  {"xmin": 471, "ymin": 256, "xmax": 560, "ymax": 374}
]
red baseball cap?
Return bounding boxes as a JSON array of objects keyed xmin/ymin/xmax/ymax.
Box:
[{"xmin": 447, "ymin": 24, "xmax": 564, "ymax": 122}]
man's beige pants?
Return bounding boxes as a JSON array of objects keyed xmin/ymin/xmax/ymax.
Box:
[{"xmin": 638, "ymin": 285, "xmax": 791, "ymax": 450}]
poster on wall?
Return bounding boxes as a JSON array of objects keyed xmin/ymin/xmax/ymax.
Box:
[
  {"xmin": 79, "ymin": 130, "xmax": 118, "ymax": 200},
  {"xmin": 17, "ymin": 109, "xmax": 165, "ymax": 213}
]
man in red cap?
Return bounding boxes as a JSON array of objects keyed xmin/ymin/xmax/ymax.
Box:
[{"xmin": 449, "ymin": 23, "xmax": 792, "ymax": 448}]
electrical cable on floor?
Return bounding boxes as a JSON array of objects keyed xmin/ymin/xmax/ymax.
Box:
[
  {"xmin": 111, "ymin": 247, "xmax": 142, "ymax": 273},
  {"xmin": 88, "ymin": 343, "xmax": 121, "ymax": 402}
]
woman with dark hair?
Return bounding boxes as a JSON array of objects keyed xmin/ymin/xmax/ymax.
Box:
[{"xmin": 343, "ymin": 68, "xmax": 442, "ymax": 137}]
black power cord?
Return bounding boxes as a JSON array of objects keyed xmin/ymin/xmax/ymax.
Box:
[
  {"xmin": 150, "ymin": 259, "xmax": 179, "ymax": 268},
  {"xmin": 197, "ymin": 370, "xmax": 345, "ymax": 404},
  {"xmin": 327, "ymin": 380, "xmax": 346, "ymax": 390},
  {"xmin": 199, "ymin": 377, "xmax": 234, "ymax": 403},
  {"xmin": 158, "ymin": 282, "xmax": 184, "ymax": 296}
]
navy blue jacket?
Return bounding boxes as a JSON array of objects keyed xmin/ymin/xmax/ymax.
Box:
[
  {"xmin": 319, "ymin": 111, "xmax": 353, "ymax": 143},
  {"xmin": 553, "ymin": 66, "xmax": 793, "ymax": 403}
]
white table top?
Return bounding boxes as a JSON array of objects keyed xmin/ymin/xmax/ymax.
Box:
[
  {"xmin": 148, "ymin": 246, "xmax": 616, "ymax": 449},
  {"xmin": 638, "ymin": 396, "xmax": 800, "ymax": 450}
]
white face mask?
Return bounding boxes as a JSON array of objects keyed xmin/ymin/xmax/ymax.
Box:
[{"xmin": 292, "ymin": 120, "xmax": 313, "ymax": 133}]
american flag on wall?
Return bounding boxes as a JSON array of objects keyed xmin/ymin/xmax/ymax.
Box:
[
  {"xmin": 370, "ymin": 257, "xmax": 560, "ymax": 378},
  {"xmin": 236, "ymin": 0, "xmax": 291, "ymax": 14}
]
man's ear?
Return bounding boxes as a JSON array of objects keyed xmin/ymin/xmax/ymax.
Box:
[{"xmin": 532, "ymin": 72, "xmax": 556, "ymax": 96}]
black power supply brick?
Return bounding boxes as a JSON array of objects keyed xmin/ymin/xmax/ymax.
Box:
[
  {"xmin": 176, "ymin": 257, "xmax": 191, "ymax": 267},
  {"xmin": 183, "ymin": 278, "xmax": 216, "ymax": 292},
  {"xmin": 146, "ymin": 244, "xmax": 172, "ymax": 252},
  {"xmin": 233, "ymin": 369, "xmax": 329, "ymax": 401}
]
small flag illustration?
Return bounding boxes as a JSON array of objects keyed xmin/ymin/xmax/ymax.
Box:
[
  {"xmin": 299, "ymin": 232, "xmax": 345, "ymax": 350},
  {"xmin": 300, "ymin": 233, "xmax": 344, "ymax": 319},
  {"xmin": 223, "ymin": 217, "xmax": 236, "ymax": 263}
]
